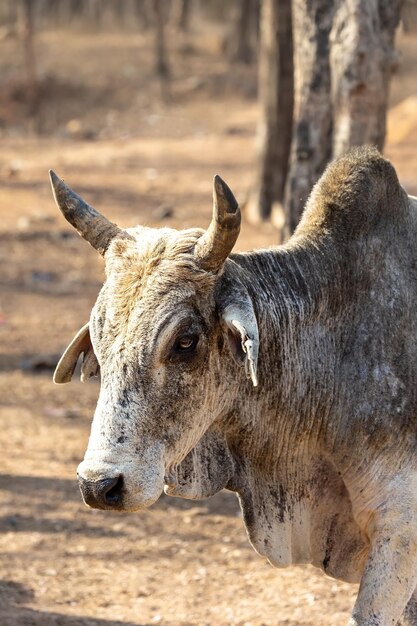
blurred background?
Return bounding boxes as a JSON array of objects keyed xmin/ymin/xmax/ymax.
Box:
[{"xmin": 0, "ymin": 1, "xmax": 416, "ymax": 625}]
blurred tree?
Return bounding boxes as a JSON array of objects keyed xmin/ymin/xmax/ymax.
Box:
[
  {"xmin": 0, "ymin": 0, "xmax": 18, "ymax": 28},
  {"xmin": 283, "ymin": 0, "xmax": 334, "ymax": 237},
  {"xmin": 20, "ymin": 0, "xmax": 38, "ymax": 112},
  {"xmin": 172, "ymin": 0, "xmax": 192, "ymax": 32},
  {"xmin": 135, "ymin": 0, "xmax": 152, "ymax": 30},
  {"xmin": 70, "ymin": 0, "xmax": 85, "ymax": 18},
  {"xmin": 251, "ymin": 0, "xmax": 404, "ymax": 240},
  {"xmin": 152, "ymin": 0, "xmax": 170, "ymax": 100},
  {"xmin": 402, "ymin": 0, "xmax": 417, "ymax": 32},
  {"xmin": 232, "ymin": 0, "xmax": 256, "ymax": 64},
  {"xmin": 331, "ymin": 1, "xmax": 403, "ymax": 155},
  {"xmin": 247, "ymin": 0, "xmax": 293, "ymax": 224},
  {"xmin": 225, "ymin": 0, "xmax": 260, "ymax": 65},
  {"xmin": 285, "ymin": 0, "xmax": 403, "ymax": 238}
]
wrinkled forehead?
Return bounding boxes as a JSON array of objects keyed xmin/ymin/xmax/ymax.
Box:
[
  {"xmin": 91, "ymin": 225, "xmax": 215, "ymax": 335},
  {"xmin": 105, "ymin": 225, "xmax": 185, "ymax": 272}
]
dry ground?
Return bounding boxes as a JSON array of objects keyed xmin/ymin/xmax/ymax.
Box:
[{"xmin": 0, "ymin": 20, "xmax": 416, "ymax": 626}]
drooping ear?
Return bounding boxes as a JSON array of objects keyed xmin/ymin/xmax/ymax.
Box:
[
  {"xmin": 216, "ymin": 267, "xmax": 259, "ymax": 387},
  {"xmin": 53, "ymin": 323, "xmax": 100, "ymax": 384}
]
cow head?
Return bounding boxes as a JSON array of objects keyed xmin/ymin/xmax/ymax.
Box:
[{"xmin": 50, "ymin": 171, "xmax": 259, "ymax": 511}]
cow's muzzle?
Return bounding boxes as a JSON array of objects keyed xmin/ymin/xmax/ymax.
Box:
[{"xmin": 77, "ymin": 474, "xmax": 124, "ymax": 510}]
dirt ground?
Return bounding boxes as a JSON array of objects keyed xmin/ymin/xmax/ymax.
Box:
[{"xmin": 0, "ymin": 20, "xmax": 417, "ymax": 626}]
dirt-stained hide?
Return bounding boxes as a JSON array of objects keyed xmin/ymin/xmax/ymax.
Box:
[{"xmin": 52, "ymin": 147, "xmax": 417, "ymax": 626}]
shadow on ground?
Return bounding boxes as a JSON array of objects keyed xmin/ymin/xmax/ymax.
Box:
[
  {"xmin": 0, "ymin": 580, "xmax": 148, "ymax": 626},
  {"xmin": 0, "ymin": 513, "xmax": 126, "ymax": 537},
  {"xmin": 0, "ymin": 472, "xmax": 241, "ymax": 518}
]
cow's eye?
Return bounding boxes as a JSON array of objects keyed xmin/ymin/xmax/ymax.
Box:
[{"xmin": 173, "ymin": 334, "xmax": 199, "ymax": 354}]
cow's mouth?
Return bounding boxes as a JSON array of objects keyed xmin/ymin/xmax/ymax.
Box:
[{"xmin": 77, "ymin": 444, "xmax": 166, "ymax": 511}]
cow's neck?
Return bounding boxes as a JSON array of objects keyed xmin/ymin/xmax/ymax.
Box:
[
  {"xmin": 170, "ymin": 235, "xmax": 366, "ymax": 579},
  {"xmin": 233, "ymin": 232, "xmax": 348, "ymax": 324},
  {"xmin": 229, "ymin": 233, "xmax": 347, "ymax": 463},
  {"xmin": 219, "ymin": 236, "xmax": 368, "ymax": 578}
]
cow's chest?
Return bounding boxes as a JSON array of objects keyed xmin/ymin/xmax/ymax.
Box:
[{"xmin": 237, "ymin": 459, "xmax": 369, "ymax": 583}]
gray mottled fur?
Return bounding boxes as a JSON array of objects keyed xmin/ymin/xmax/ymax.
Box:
[{"xmin": 56, "ymin": 147, "xmax": 417, "ymax": 626}]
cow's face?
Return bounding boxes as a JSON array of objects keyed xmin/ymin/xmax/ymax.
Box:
[
  {"xmin": 51, "ymin": 172, "xmax": 259, "ymax": 511},
  {"xmin": 79, "ymin": 230, "xmax": 227, "ymax": 510}
]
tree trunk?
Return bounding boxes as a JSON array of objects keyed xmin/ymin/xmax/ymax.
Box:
[
  {"xmin": 402, "ymin": 0, "xmax": 417, "ymax": 33},
  {"xmin": 134, "ymin": 0, "xmax": 152, "ymax": 30},
  {"xmin": 21, "ymin": 0, "xmax": 38, "ymax": 113},
  {"xmin": 153, "ymin": 0, "xmax": 169, "ymax": 77},
  {"xmin": 283, "ymin": 0, "xmax": 335, "ymax": 239},
  {"xmin": 282, "ymin": 0, "xmax": 403, "ymax": 240},
  {"xmin": 152, "ymin": 0, "xmax": 170, "ymax": 100},
  {"xmin": 248, "ymin": 0, "xmax": 293, "ymax": 223},
  {"xmin": 233, "ymin": 0, "xmax": 255, "ymax": 64},
  {"xmin": 330, "ymin": 0, "xmax": 404, "ymax": 156},
  {"xmin": 2, "ymin": 0, "xmax": 18, "ymax": 28},
  {"xmin": 172, "ymin": 0, "xmax": 192, "ymax": 32}
]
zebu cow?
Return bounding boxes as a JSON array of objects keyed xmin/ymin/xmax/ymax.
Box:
[{"xmin": 51, "ymin": 147, "xmax": 417, "ymax": 626}]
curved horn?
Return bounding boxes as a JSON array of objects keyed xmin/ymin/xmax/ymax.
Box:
[
  {"xmin": 49, "ymin": 170, "xmax": 126, "ymax": 255},
  {"xmin": 195, "ymin": 175, "xmax": 241, "ymax": 272}
]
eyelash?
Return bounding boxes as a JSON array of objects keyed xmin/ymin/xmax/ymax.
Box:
[{"xmin": 172, "ymin": 334, "xmax": 199, "ymax": 356}]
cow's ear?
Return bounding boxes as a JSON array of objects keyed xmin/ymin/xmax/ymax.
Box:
[
  {"xmin": 54, "ymin": 323, "xmax": 100, "ymax": 384},
  {"xmin": 216, "ymin": 268, "xmax": 259, "ymax": 387}
]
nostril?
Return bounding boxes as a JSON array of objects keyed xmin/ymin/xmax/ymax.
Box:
[
  {"xmin": 77, "ymin": 474, "xmax": 124, "ymax": 509},
  {"xmin": 103, "ymin": 474, "xmax": 124, "ymax": 505}
]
